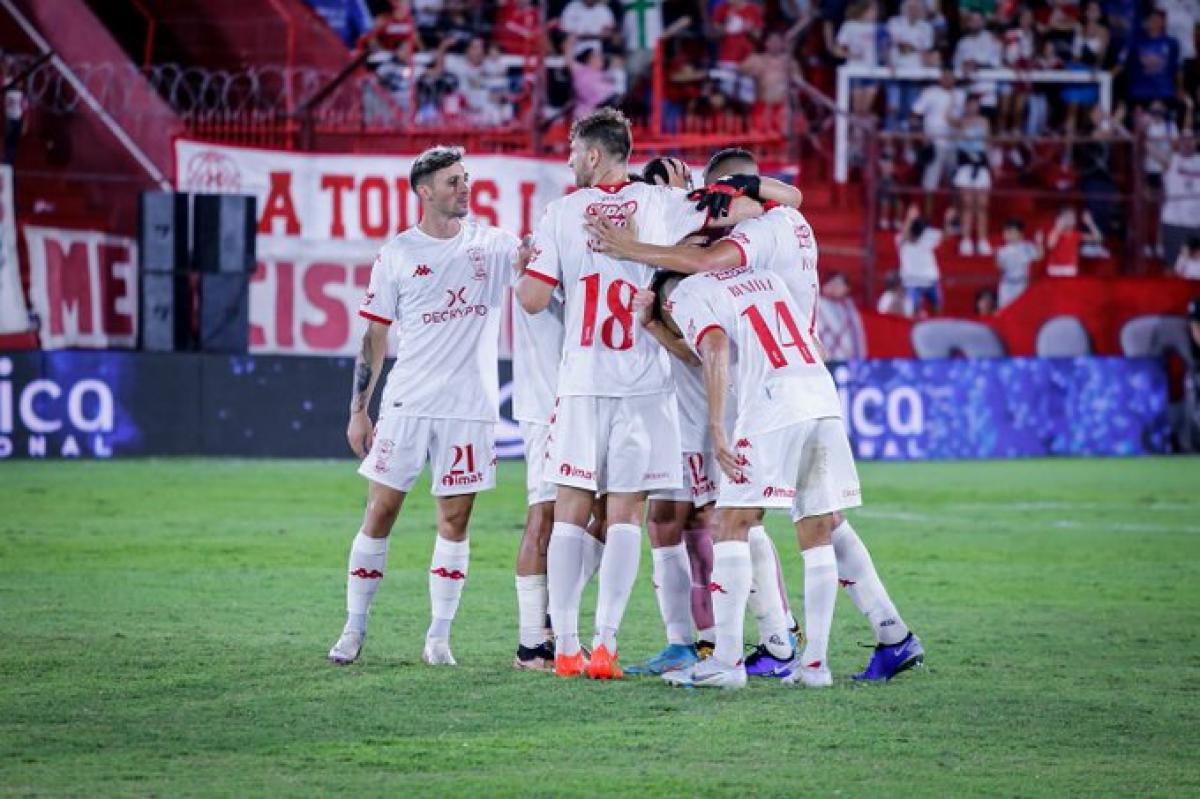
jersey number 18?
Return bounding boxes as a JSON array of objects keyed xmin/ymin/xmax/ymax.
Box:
[{"xmin": 579, "ymin": 273, "xmax": 636, "ymax": 351}]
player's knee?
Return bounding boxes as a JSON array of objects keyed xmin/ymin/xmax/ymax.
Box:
[
  {"xmin": 363, "ymin": 494, "xmax": 403, "ymax": 534},
  {"xmin": 797, "ymin": 512, "xmax": 835, "ymax": 549}
]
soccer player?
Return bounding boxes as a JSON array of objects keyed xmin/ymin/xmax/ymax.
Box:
[
  {"xmin": 513, "ymin": 111, "xmax": 710, "ymax": 679},
  {"xmin": 587, "ymin": 170, "xmax": 924, "ymax": 689},
  {"xmin": 328, "ymin": 146, "xmax": 522, "ymax": 667}
]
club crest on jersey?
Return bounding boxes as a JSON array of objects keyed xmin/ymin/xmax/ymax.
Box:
[
  {"xmin": 467, "ymin": 247, "xmax": 487, "ymax": 281},
  {"xmin": 794, "ymin": 224, "xmax": 813, "ymax": 245},
  {"xmin": 361, "ymin": 292, "xmax": 375, "ymax": 306},
  {"xmin": 373, "ymin": 439, "xmax": 394, "ymax": 473}
]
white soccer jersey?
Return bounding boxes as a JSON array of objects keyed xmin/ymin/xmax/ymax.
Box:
[
  {"xmin": 725, "ymin": 204, "xmax": 820, "ymax": 318},
  {"xmin": 511, "ymin": 292, "xmax": 564, "ymax": 425},
  {"xmin": 524, "ymin": 181, "xmax": 708, "ymax": 397},
  {"xmin": 359, "ymin": 220, "xmax": 519, "ymax": 422},
  {"xmin": 671, "ymin": 266, "xmax": 841, "ymax": 436}
]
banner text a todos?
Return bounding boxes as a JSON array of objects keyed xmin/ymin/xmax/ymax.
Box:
[{"xmin": 175, "ymin": 140, "xmax": 575, "ymax": 356}]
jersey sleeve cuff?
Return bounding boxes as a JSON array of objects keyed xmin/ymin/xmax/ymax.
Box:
[
  {"xmin": 358, "ymin": 309, "xmax": 393, "ymax": 325},
  {"xmin": 525, "ymin": 268, "xmax": 559, "ymax": 287},
  {"xmin": 694, "ymin": 324, "xmax": 723, "ymax": 350}
]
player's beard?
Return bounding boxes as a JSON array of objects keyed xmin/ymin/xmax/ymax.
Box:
[{"xmin": 572, "ymin": 162, "xmax": 595, "ymax": 188}]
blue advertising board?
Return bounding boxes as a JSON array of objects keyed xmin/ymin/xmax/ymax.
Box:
[{"xmin": 0, "ymin": 352, "xmax": 1172, "ymax": 460}]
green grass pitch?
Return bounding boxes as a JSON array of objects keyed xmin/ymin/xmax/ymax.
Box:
[{"xmin": 2, "ymin": 457, "xmax": 1199, "ymax": 797}]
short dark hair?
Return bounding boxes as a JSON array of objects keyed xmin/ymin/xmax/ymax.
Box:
[
  {"xmin": 705, "ymin": 147, "xmax": 756, "ymax": 181},
  {"xmin": 410, "ymin": 146, "xmax": 464, "ymax": 188},
  {"xmin": 642, "ymin": 157, "xmax": 673, "ymax": 186},
  {"xmin": 649, "ymin": 270, "xmax": 688, "ymax": 323},
  {"xmin": 1004, "ymin": 218, "xmax": 1024, "ymax": 231},
  {"xmin": 569, "ymin": 108, "xmax": 633, "ymax": 163}
]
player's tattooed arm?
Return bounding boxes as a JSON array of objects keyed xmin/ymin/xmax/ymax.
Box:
[
  {"xmin": 347, "ymin": 322, "xmax": 388, "ymax": 459},
  {"xmin": 697, "ymin": 328, "xmax": 740, "ymax": 480},
  {"xmin": 585, "ymin": 214, "xmax": 741, "ymax": 274}
]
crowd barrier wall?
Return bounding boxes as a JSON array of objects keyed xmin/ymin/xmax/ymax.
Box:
[{"xmin": 0, "ymin": 352, "xmax": 1169, "ymax": 461}]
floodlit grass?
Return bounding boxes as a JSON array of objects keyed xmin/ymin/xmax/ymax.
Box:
[{"xmin": 1, "ymin": 457, "xmax": 1198, "ymax": 796}]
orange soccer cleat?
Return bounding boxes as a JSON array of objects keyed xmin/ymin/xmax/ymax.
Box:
[
  {"xmin": 554, "ymin": 650, "xmax": 588, "ymax": 677},
  {"xmin": 585, "ymin": 644, "xmax": 623, "ymax": 680}
]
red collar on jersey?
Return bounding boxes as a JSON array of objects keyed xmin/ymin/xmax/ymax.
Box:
[{"xmin": 592, "ymin": 181, "xmax": 633, "ymax": 194}]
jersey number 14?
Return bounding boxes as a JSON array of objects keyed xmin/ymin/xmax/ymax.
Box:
[{"xmin": 742, "ymin": 301, "xmax": 815, "ymax": 368}]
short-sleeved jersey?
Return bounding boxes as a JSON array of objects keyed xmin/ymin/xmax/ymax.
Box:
[
  {"xmin": 722, "ymin": 205, "xmax": 820, "ymax": 319},
  {"xmin": 512, "ymin": 291, "xmax": 564, "ymax": 424},
  {"xmin": 524, "ymin": 181, "xmax": 707, "ymax": 397},
  {"xmin": 671, "ymin": 265, "xmax": 842, "ymax": 436},
  {"xmin": 359, "ymin": 220, "xmax": 519, "ymax": 422}
]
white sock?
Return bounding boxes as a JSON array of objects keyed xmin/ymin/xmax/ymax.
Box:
[
  {"xmin": 710, "ymin": 540, "xmax": 753, "ymax": 669},
  {"xmin": 547, "ymin": 523, "xmax": 586, "ymax": 656},
  {"xmin": 427, "ymin": 536, "xmax": 469, "ymax": 641},
  {"xmin": 800, "ymin": 544, "xmax": 838, "ymax": 670},
  {"xmin": 651, "ymin": 543, "xmax": 694, "ymax": 646},
  {"xmin": 697, "ymin": 627, "xmax": 715, "ymax": 643},
  {"xmin": 832, "ymin": 520, "xmax": 909, "ymax": 646},
  {"xmin": 747, "ymin": 525, "xmax": 792, "ymax": 657},
  {"xmin": 580, "ymin": 532, "xmax": 605, "ymax": 586},
  {"xmin": 515, "ymin": 574, "xmax": 548, "ymax": 649},
  {"xmin": 346, "ymin": 531, "xmax": 388, "ymax": 633},
  {"xmin": 592, "ymin": 523, "xmax": 641, "ymax": 651}
]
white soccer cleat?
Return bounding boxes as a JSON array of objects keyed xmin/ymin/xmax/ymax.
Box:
[
  {"xmin": 328, "ymin": 627, "xmax": 365, "ymax": 665},
  {"xmin": 662, "ymin": 657, "xmax": 747, "ymax": 690},
  {"xmin": 422, "ymin": 637, "xmax": 457, "ymax": 666},
  {"xmin": 782, "ymin": 660, "xmax": 833, "ymax": 688}
]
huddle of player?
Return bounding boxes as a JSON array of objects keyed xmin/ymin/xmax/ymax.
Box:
[{"xmin": 328, "ymin": 108, "xmax": 924, "ymax": 689}]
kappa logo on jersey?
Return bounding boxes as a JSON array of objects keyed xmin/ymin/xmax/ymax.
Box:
[
  {"xmin": 413, "ymin": 264, "xmax": 433, "ymax": 277},
  {"xmin": 430, "ymin": 566, "xmax": 467, "ymax": 580},
  {"xmin": 735, "ymin": 438, "xmax": 752, "ymax": 449},
  {"xmin": 707, "ymin": 582, "xmax": 728, "ymax": 594},
  {"xmin": 763, "ymin": 486, "xmax": 796, "ymax": 499},
  {"xmin": 467, "ymin": 247, "xmax": 488, "ymax": 281},
  {"xmin": 559, "ymin": 462, "xmax": 594, "ymax": 480},
  {"xmin": 349, "ymin": 568, "xmax": 384, "ymax": 579}
]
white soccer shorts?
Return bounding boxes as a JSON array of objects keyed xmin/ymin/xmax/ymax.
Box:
[
  {"xmin": 520, "ymin": 421, "xmax": 558, "ymax": 506},
  {"xmin": 548, "ymin": 393, "xmax": 682, "ymax": 494},
  {"xmin": 650, "ymin": 450, "xmax": 720, "ymax": 507},
  {"xmin": 359, "ymin": 414, "xmax": 496, "ymax": 496},
  {"xmin": 715, "ymin": 417, "xmax": 861, "ymax": 518}
]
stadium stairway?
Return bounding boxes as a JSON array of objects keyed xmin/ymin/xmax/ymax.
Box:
[{"xmin": 2, "ymin": 0, "xmax": 181, "ymax": 236}]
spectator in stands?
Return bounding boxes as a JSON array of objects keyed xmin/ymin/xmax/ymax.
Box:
[
  {"xmin": 884, "ymin": 0, "xmax": 935, "ymax": 130},
  {"xmin": 713, "ymin": 0, "xmax": 765, "ymax": 69},
  {"xmin": 1141, "ymin": 99, "xmax": 1181, "ymax": 256},
  {"xmin": 361, "ymin": 0, "xmax": 424, "ymax": 52},
  {"xmin": 1160, "ymin": 134, "xmax": 1200, "ymax": 266},
  {"xmin": 739, "ymin": 27, "xmax": 805, "ymax": 130},
  {"xmin": 1062, "ymin": 0, "xmax": 1110, "ymax": 138},
  {"xmin": 1176, "ymin": 237, "xmax": 1200, "ymax": 278},
  {"xmin": 625, "ymin": 13, "xmax": 692, "ymax": 82},
  {"xmin": 1000, "ymin": 6, "xmax": 1037, "ymax": 138},
  {"xmin": 817, "ymin": 271, "xmax": 868, "ymax": 360},
  {"xmin": 446, "ymin": 36, "xmax": 513, "ymax": 125},
  {"xmin": 493, "ymin": 0, "xmax": 540, "ymax": 56},
  {"xmin": 897, "ymin": 204, "xmax": 944, "ymax": 316},
  {"xmin": 832, "ymin": 0, "xmax": 882, "ymax": 118},
  {"xmin": 307, "ymin": 0, "xmax": 374, "ymax": 48},
  {"xmin": 1041, "ymin": 206, "xmax": 1106, "ymax": 277},
  {"xmin": 661, "ymin": 36, "xmax": 709, "ymax": 130},
  {"xmin": 414, "ymin": 39, "xmax": 463, "ymax": 123},
  {"xmin": 367, "ymin": 37, "xmax": 417, "ymax": 113},
  {"xmin": 876, "ymin": 270, "xmax": 907, "ymax": 314},
  {"xmin": 565, "ymin": 37, "xmax": 625, "ymax": 120},
  {"xmin": 953, "ymin": 12, "xmax": 1002, "ymax": 119},
  {"xmin": 911, "ymin": 65, "xmax": 961, "ymax": 207},
  {"xmin": 974, "ymin": 287, "xmax": 998, "ymax": 316},
  {"xmin": 1156, "ymin": 0, "xmax": 1197, "ymax": 88},
  {"xmin": 995, "ymin": 218, "xmax": 1042, "ymax": 307},
  {"xmin": 559, "ymin": 0, "xmax": 618, "ymax": 56},
  {"xmin": 2, "ymin": 57, "xmax": 27, "ymax": 166},
  {"xmin": 952, "ymin": 93, "xmax": 993, "ymax": 256},
  {"xmin": 877, "ymin": 147, "xmax": 903, "ymax": 229},
  {"xmin": 1125, "ymin": 11, "xmax": 1182, "ymax": 109},
  {"xmin": 1029, "ymin": 39, "xmax": 1063, "ymax": 135}
]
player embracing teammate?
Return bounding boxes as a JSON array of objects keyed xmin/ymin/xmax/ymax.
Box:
[{"xmin": 588, "ymin": 147, "xmax": 924, "ymax": 688}]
